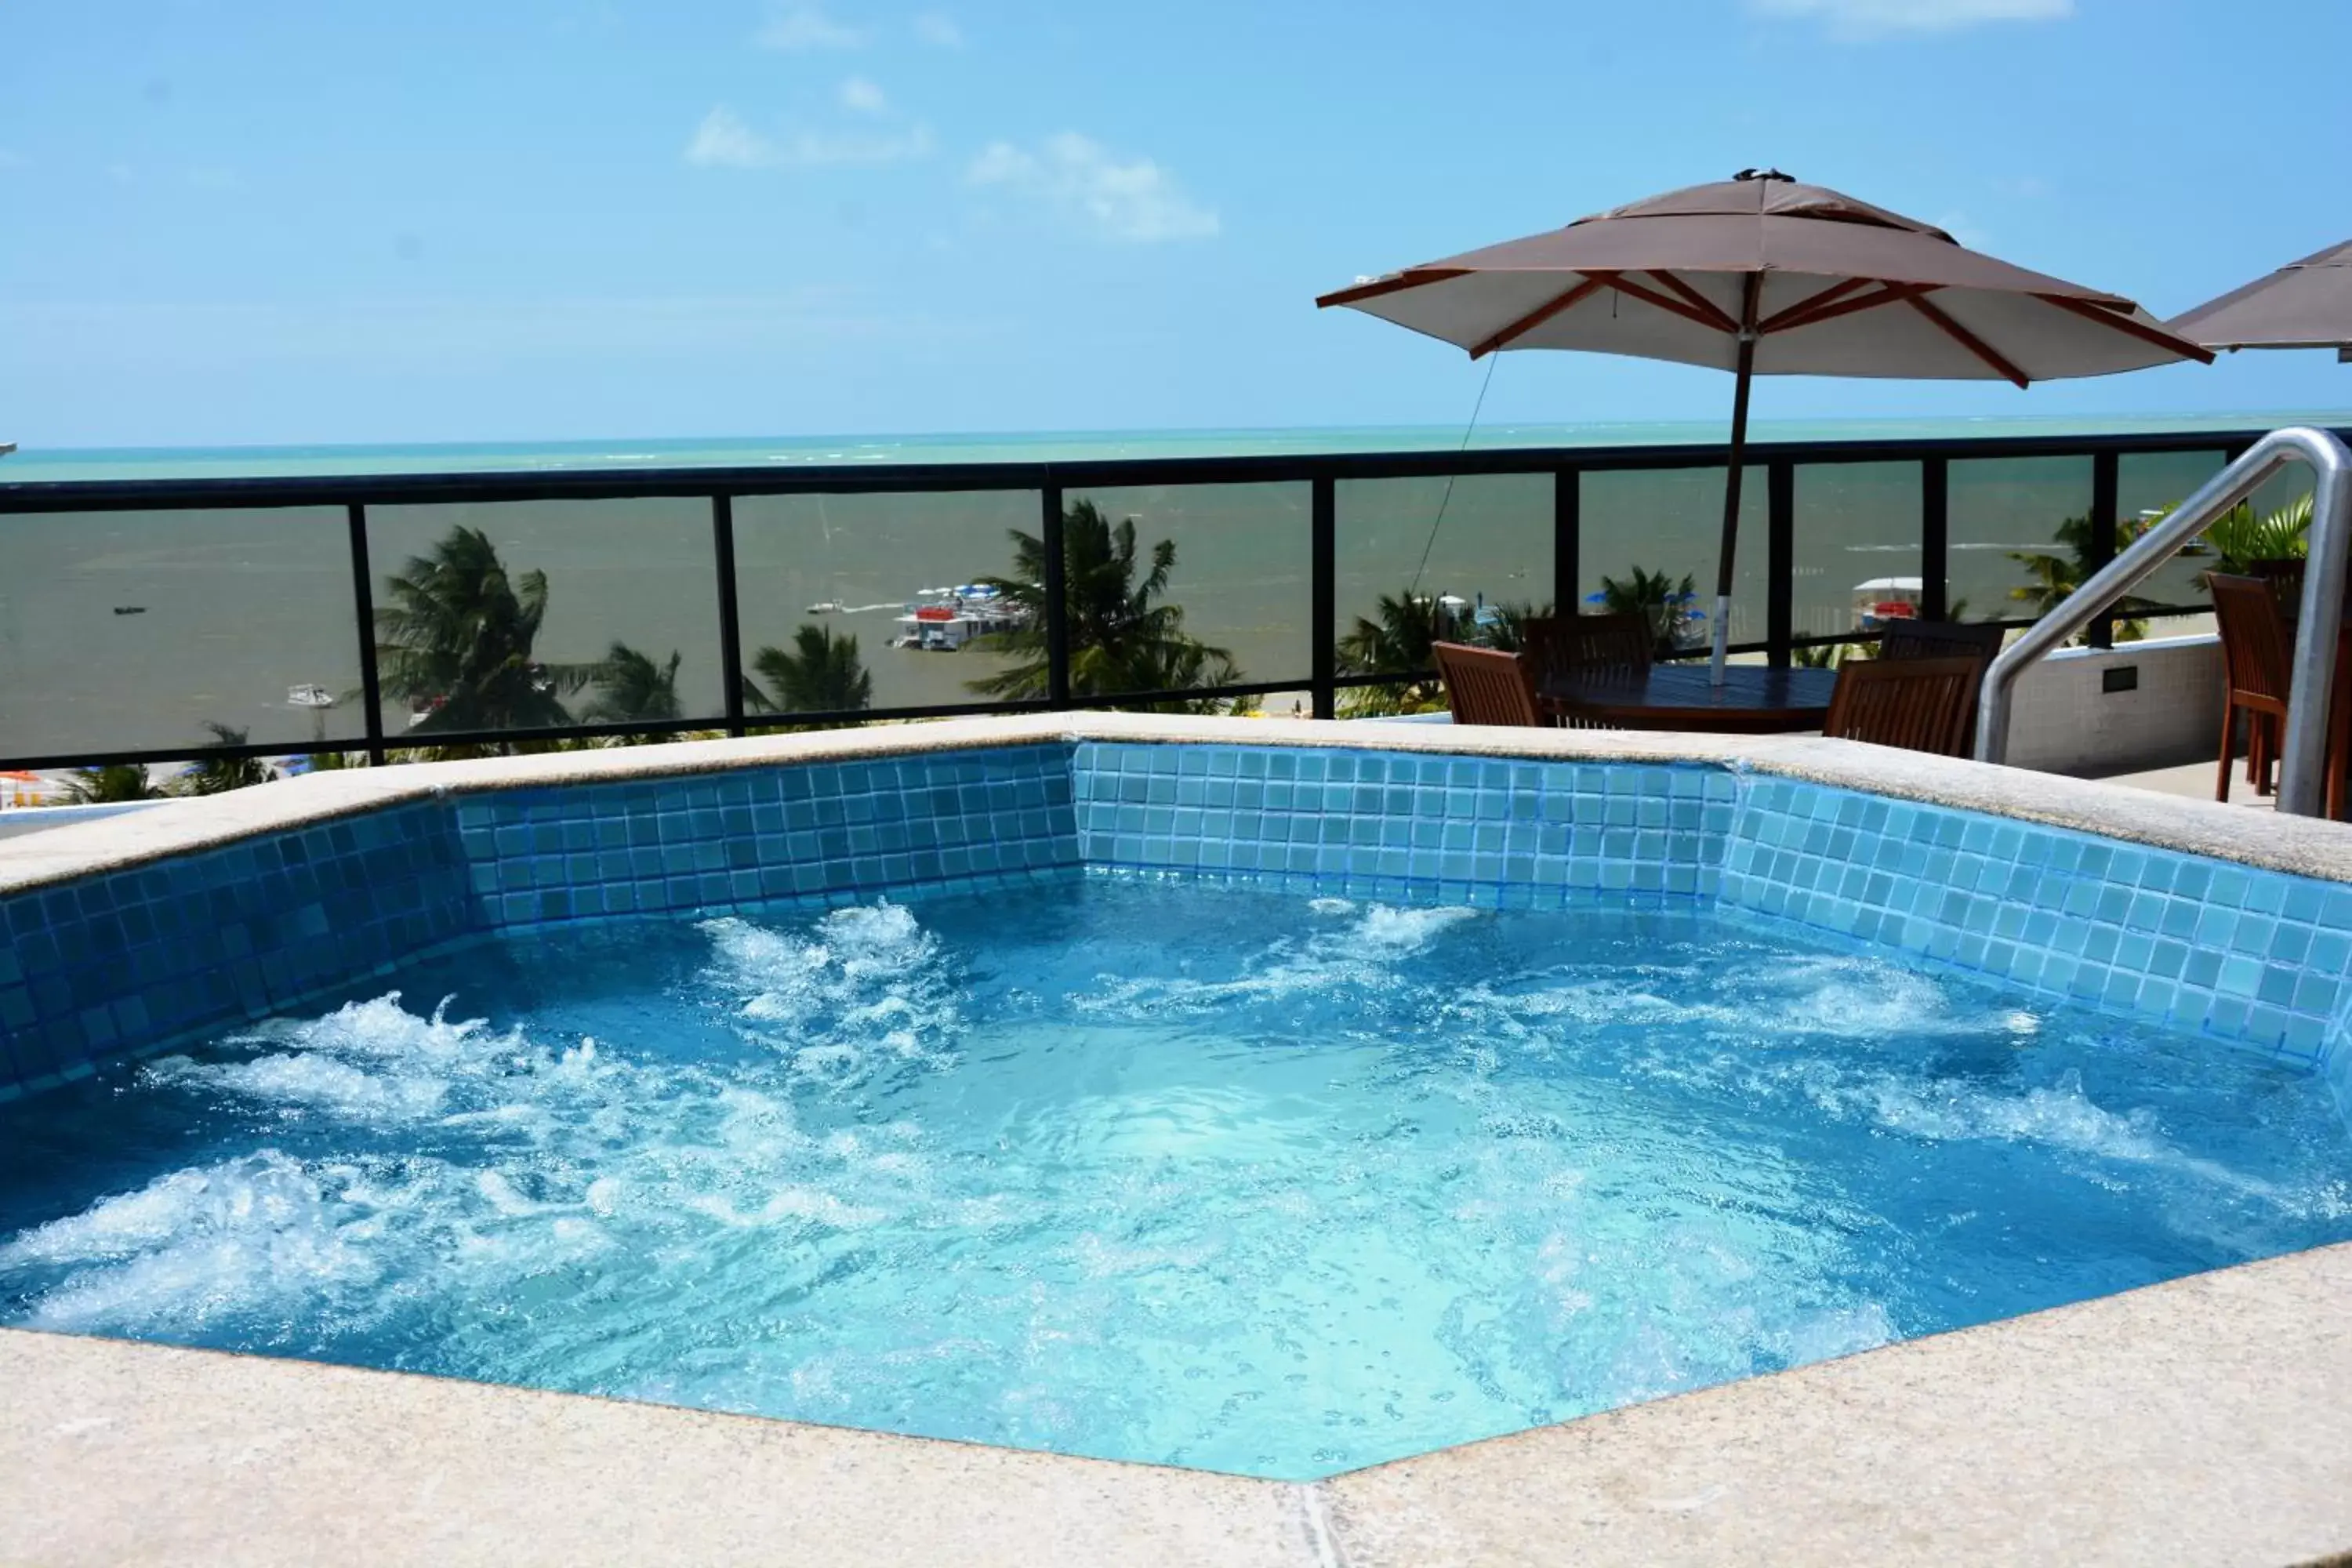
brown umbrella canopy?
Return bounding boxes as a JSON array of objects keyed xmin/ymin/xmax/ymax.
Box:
[
  {"xmin": 1319, "ymin": 172, "xmax": 2207, "ymax": 383},
  {"xmin": 2172, "ymin": 239, "xmax": 2352, "ymax": 358},
  {"xmin": 1319, "ymin": 170, "xmax": 2212, "ymax": 683}
]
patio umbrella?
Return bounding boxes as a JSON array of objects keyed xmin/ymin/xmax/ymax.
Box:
[
  {"xmin": 2171, "ymin": 239, "xmax": 2352, "ymax": 359},
  {"xmin": 1319, "ymin": 169, "xmax": 2213, "ymax": 683}
]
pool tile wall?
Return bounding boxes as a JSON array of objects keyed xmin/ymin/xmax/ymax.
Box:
[
  {"xmin": 454, "ymin": 745, "xmax": 1077, "ymax": 930},
  {"xmin": 1718, "ymin": 776, "xmax": 2352, "ymax": 1065},
  {"xmin": 8, "ymin": 735, "xmax": 2352, "ymax": 1105},
  {"xmin": 1072, "ymin": 742, "xmax": 1738, "ymax": 903},
  {"xmin": 0, "ymin": 802, "xmax": 472, "ymax": 1100}
]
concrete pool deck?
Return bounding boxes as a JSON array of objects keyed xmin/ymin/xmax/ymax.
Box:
[
  {"xmin": 7, "ymin": 713, "xmax": 2352, "ymax": 1565},
  {"xmin": 5, "ymin": 1239, "xmax": 2350, "ymax": 1566}
]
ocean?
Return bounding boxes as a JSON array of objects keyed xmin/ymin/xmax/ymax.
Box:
[{"xmin": 0, "ymin": 415, "xmax": 2336, "ymax": 761}]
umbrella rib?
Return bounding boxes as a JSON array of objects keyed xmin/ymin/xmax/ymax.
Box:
[
  {"xmin": 1903, "ymin": 294, "xmax": 2030, "ymax": 388},
  {"xmin": 1599, "ymin": 274, "xmax": 1735, "ymax": 333},
  {"xmin": 1762, "ymin": 281, "xmax": 1933, "ymax": 336},
  {"xmin": 2032, "ymin": 292, "xmax": 2219, "ymax": 365},
  {"xmin": 1468, "ymin": 274, "xmax": 1613, "ymax": 358},
  {"xmin": 1644, "ymin": 271, "xmax": 1743, "ymax": 336},
  {"xmin": 1316, "ymin": 269, "xmax": 1472, "ymax": 309},
  {"xmin": 1756, "ymin": 278, "xmax": 1876, "ymax": 334}
]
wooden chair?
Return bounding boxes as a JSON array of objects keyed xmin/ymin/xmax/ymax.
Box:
[
  {"xmin": 1432, "ymin": 641, "xmax": 1544, "ymax": 728},
  {"xmin": 2245, "ymin": 557, "xmax": 2306, "ymax": 622},
  {"xmin": 1878, "ymin": 619, "xmax": 2007, "ymax": 663},
  {"xmin": 1516, "ymin": 616, "xmax": 1568, "ymax": 688},
  {"xmin": 1878, "ymin": 619, "xmax": 2005, "ymax": 753},
  {"xmin": 1821, "ymin": 655, "xmax": 1983, "ymax": 757},
  {"xmin": 2209, "ymin": 572, "xmax": 2297, "ymax": 800},
  {"xmin": 1560, "ymin": 611, "xmax": 1654, "ymax": 677}
]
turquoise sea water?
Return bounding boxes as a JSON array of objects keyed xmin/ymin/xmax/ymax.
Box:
[
  {"xmin": 1, "ymin": 878, "xmax": 2346, "ymax": 1479},
  {"xmin": 3, "ymin": 413, "xmax": 2344, "ymax": 485}
]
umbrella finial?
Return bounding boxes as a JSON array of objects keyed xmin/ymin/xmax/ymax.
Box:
[{"xmin": 1733, "ymin": 167, "xmax": 1792, "ymax": 183}]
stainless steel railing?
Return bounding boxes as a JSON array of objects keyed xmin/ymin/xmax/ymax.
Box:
[{"xmin": 1974, "ymin": 426, "xmax": 2352, "ymax": 818}]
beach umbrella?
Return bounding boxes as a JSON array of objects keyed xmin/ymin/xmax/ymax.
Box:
[
  {"xmin": 1318, "ymin": 169, "xmax": 2213, "ymax": 683},
  {"xmin": 2172, "ymin": 239, "xmax": 2352, "ymax": 359}
]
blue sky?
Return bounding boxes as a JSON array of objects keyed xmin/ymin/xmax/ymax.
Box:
[{"xmin": 3, "ymin": 0, "xmax": 2348, "ymax": 448}]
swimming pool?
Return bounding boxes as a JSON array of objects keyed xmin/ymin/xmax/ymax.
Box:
[{"xmin": 3, "ymin": 717, "xmax": 2350, "ymax": 1484}]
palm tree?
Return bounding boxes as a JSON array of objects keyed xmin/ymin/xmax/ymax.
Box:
[
  {"xmin": 1336, "ymin": 589, "xmax": 1461, "ymax": 716},
  {"xmin": 581, "ymin": 642, "xmax": 684, "ymax": 733},
  {"xmin": 964, "ymin": 500, "xmax": 1242, "ymax": 713},
  {"xmin": 173, "ymin": 722, "xmax": 271, "ymax": 796},
  {"xmin": 2008, "ymin": 514, "xmax": 2153, "ymax": 641},
  {"xmin": 748, "ymin": 624, "xmax": 873, "ymax": 719},
  {"xmin": 1593, "ymin": 565, "xmax": 1701, "ymax": 655},
  {"xmin": 375, "ymin": 525, "xmax": 597, "ymax": 740},
  {"xmin": 61, "ymin": 764, "xmax": 164, "ymax": 804},
  {"xmin": 2194, "ymin": 492, "xmax": 2313, "ymax": 575}
]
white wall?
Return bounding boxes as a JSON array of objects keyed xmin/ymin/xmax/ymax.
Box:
[{"xmin": 2002, "ymin": 633, "xmax": 2223, "ymax": 777}]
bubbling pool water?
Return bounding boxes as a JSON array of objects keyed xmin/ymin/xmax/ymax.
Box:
[{"xmin": 2, "ymin": 877, "xmax": 2347, "ymax": 1479}]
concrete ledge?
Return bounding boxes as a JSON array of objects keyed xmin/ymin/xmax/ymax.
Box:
[
  {"xmin": 0, "ymin": 1330, "xmax": 1310, "ymax": 1568},
  {"xmin": 6, "ymin": 1242, "xmax": 2350, "ymax": 1566},
  {"xmin": 1323, "ymin": 1240, "xmax": 2352, "ymax": 1568}
]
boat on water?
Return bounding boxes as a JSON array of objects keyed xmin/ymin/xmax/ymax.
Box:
[
  {"xmin": 287, "ymin": 684, "xmax": 336, "ymax": 709},
  {"xmin": 806, "ymin": 600, "xmax": 846, "ymax": 614},
  {"xmin": 891, "ymin": 584, "xmax": 1026, "ymax": 652},
  {"xmin": 1853, "ymin": 576, "xmax": 1923, "ymax": 632},
  {"xmin": 112, "ymin": 606, "xmax": 146, "ymax": 616}
]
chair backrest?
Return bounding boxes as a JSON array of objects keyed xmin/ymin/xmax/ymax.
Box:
[
  {"xmin": 1432, "ymin": 641, "xmax": 1544, "ymax": 728},
  {"xmin": 2244, "ymin": 557, "xmax": 2307, "ymax": 622},
  {"xmin": 1516, "ymin": 616, "xmax": 1567, "ymax": 685},
  {"xmin": 1561, "ymin": 611, "xmax": 1653, "ymax": 677},
  {"xmin": 2208, "ymin": 572, "xmax": 2296, "ymax": 705},
  {"xmin": 1878, "ymin": 619, "xmax": 2006, "ymax": 664},
  {"xmin": 1822, "ymin": 655, "xmax": 1984, "ymax": 757}
]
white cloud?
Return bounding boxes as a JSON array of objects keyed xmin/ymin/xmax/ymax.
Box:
[
  {"xmin": 966, "ymin": 133, "xmax": 1218, "ymax": 242},
  {"xmin": 685, "ymin": 107, "xmax": 774, "ymax": 169},
  {"xmin": 913, "ymin": 10, "xmax": 963, "ymax": 46},
  {"xmin": 838, "ymin": 75, "xmax": 887, "ymax": 115},
  {"xmin": 1748, "ymin": 0, "xmax": 2071, "ymax": 35},
  {"xmin": 757, "ymin": 3, "xmax": 864, "ymax": 49},
  {"xmin": 684, "ymin": 105, "xmax": 932, "ymax": 169}
]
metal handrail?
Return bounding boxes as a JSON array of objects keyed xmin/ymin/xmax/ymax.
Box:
[{"xmin": 1974, "ymin": 427, "xmax": 2352, "ymax": 818}]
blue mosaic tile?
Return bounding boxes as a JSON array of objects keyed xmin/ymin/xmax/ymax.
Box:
[
  {"xmin": 0, "ymin": 801, "xmax": 475, "ymax": 1100},
  {"xmin": 7, "ymin": 739, "xmax": 2352, "ymax": 1104},
  {"xmin": 1719, "ymin": 776, "xmax": 2352, "ymax": 1067},
  {"xmin": 1073, "ymin": 743, "xmax": 1734, "ymax": 902}
]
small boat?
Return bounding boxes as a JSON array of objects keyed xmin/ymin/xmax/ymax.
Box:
[
  {"xmin": 891, "ymin": 581, "xmax": 1025, "ymax": 652},
  {"xmin": 112, "ymin": 605, "xmax": 146, "ymax": 616},
  {"xmin": 287, "ymin": 684, "xmax": 336, "ymax": 709},
  {"xmin": 806, "ymin": 600, "xmax": 845, "ymax": 614},
  {"xmin": 1853, "ymin": 576, "xmax": 1923, "ymax": 632}
]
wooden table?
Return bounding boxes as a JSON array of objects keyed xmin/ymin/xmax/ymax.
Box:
[{"xmin": 1540, "ymin": 663, "xmax": 1839, "ymax": 734}]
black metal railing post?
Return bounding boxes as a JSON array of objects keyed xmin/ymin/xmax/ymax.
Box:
[
  {"xmin": 712, "ymin": 495, "xmax": 746, "ymax": 737},
  {"xmin": 1041, "ymin": 482, "xmax": 1071, "ymax": 709},
  {"xmin": 1766, "ymin": 459, "xmax": 1795, "ymax": 667},
  {"xmin": 1922, "ymin": 456, "xmax": 1949, "ymax": 624},
  {"xmin": 2089, "ymin": 450, "xmax": 2121, "ymax": 650},
  {"xmin": 345, "ymin": 503, "xmax": 388, "ymax": 766},
  {"xmin": 1310, "ymin": 475, "xmax": 1336, "ymax": 720},
  {"xmin": 1554, "ymin": 467, "xmax": 1579, "ymax": 621}
]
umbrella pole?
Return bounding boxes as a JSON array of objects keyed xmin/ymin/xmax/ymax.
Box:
[{"xmin": 1709, "ymin": 279, "xmax": 1762, "ymax": 687}]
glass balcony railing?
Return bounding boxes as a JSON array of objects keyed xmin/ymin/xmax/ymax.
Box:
[{"xmin": 0, "ymin": 423, "xmax": 2333, "ymax": 771}]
